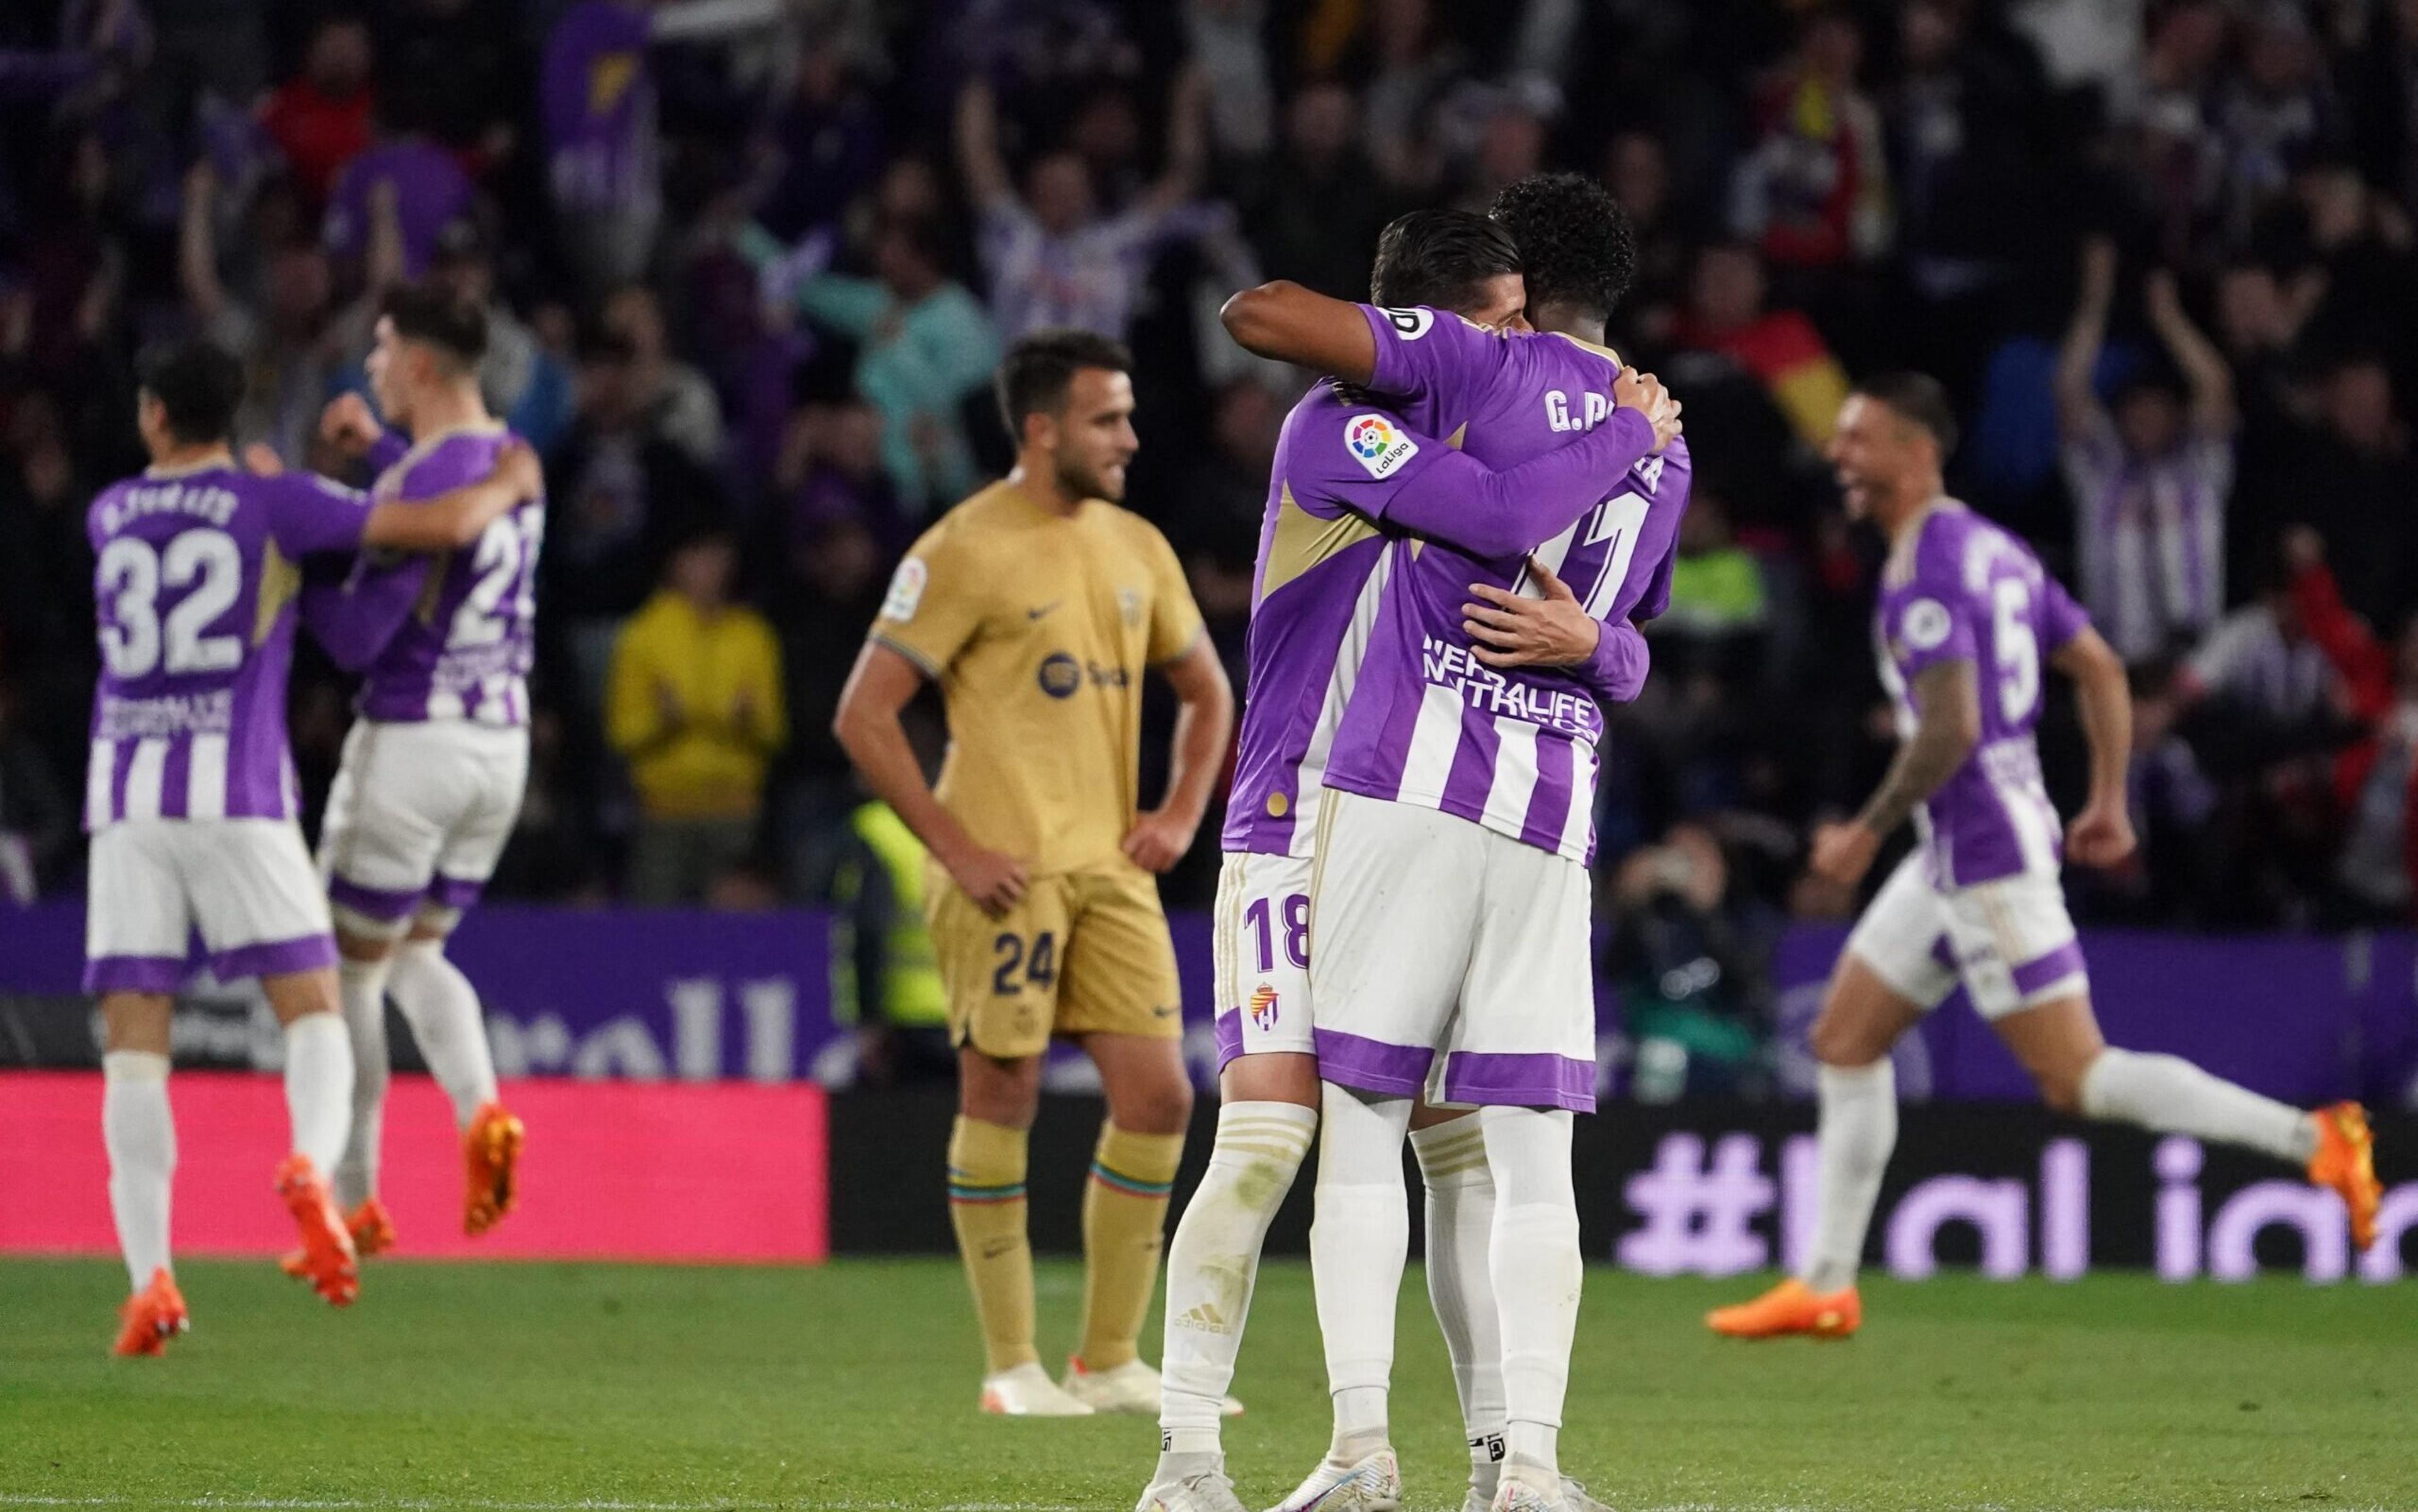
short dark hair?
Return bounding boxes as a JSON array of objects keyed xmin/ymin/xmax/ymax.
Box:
[
  {"xmin": 380, "ymin": 282, "xmax": 487, "ymax": 370},
  {"xmin": 135, "ymin": 340, "xmax": 244, "ymax": 446},
  {"xmin": 1851, "ymin": 371, "xmax": 1960, "ymax": 458},
  {"xmin": 1488, "ymin": 173, "xmax": 1638, "ymax": 324},
  {"xmin": 996, "ymin": 328, "xmax": 1132, "ymax": 436},
  {"xmin": 1368, "ymin": 209, "xmax": 1523, "ymax": 312}
]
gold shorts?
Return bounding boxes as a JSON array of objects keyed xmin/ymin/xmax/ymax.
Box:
[{"xmin": 926, "ymin": 860, "xmax": 1182, "ymax": 1059}]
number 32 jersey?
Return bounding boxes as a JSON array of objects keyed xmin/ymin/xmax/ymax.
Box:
[
  {"xmin": 86, "ymin": 462, "xmax": 377, "ymax": 829},
  {"xmin": 355, "ymin": 424, "xmax": 543, "ymax": 727},
  {"xmin": 1877, "ymin": 498, "xmax": 2090, "ymax": 889}
]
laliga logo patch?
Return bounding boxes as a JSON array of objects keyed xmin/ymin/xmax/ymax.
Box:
[
  {"xmin": 1346, "ymin": 413, "xmax": 1420, "ymax": 480},
  {"xmin": 881, "ymin": 557, "xmax": 927, "ymax": 622},
  {"xmin": 1902, "ymin": 597, "xmax": 1953, "ymax": 652},
  {"xmin": 1249, "ymin": 982, "xmax": 1280, "ymax": 1030}
]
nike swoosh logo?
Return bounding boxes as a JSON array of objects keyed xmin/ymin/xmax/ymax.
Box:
[
  {"xmin": 1026, "ymin": 603, "xmax": 1059, "ymax": 620},
  {"xmin": 1150, "ymin": 1005, "xmax": 1177, "ymax": 1019}
]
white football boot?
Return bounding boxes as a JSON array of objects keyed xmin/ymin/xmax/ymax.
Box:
[
  {"xmin": 1137, "ymin": 1462, "xmax": 1250, "ymax": 1512},
  {"xmin": 979, "ymin": 1361, "xmax": 1094, "ymax": 1416},
  {"xmin": 1062, "ymin": 1357, "xmax": 1242, "ymax": 1416},
  {"xmin": 1487, "ymin": 1461, "xmax": 1570, "ymax": 1512},
  {"xmin": 1267, "ymin": 1446, "xmax": 1401, "ymax": 1512}
]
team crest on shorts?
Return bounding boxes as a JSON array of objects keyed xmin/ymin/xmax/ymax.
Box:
[{"xmin": 1249, "ymin": 982, "xmax": 1280, "ymax": 1030}]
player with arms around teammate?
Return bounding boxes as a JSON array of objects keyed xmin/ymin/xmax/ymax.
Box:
[
  {"xmin": 1145, "ymin": 194, "xmax": 1683, "ymax": 1512},
  {"xmin": 1709, "ymin": 375, "xmax": 2383, "ymax": 1341},
  {"xmin": 309, "ymin": 285, "xmax": 544, "ymax": 1259},
  {"xmin": 833, "ymin": 330, "xmax": 1236, "ymax": 1417},
  {"xmin": 91, "ymin": 340, "xmax": 537, "ymax": 1353}
]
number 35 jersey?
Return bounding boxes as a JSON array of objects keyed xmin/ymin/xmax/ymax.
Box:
[
  {"xmin": 1877, "ymin": 498, "xmax": 2090, "ymax": 889},
  {"xmin": 86, "ymin": 460, "xmax": 377, "ymax": 829},
  {"xmin": 354, "ymin": 424, "xmax": 543, "ymax": 727}
]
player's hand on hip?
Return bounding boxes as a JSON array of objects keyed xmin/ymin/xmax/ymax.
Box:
[
  {"xmin": 1464, "ymin": 558, "xmax": 1600, "ymax": 668},
  {"xmin": 2064, "ymin": 801, "xmax": 2137, "ymax": 869},
  {"xmin": 1121, "ymin": 807, "xmax": 1196, "ymax": 874},
  {"xmin": 1808, "ymin": 819, "xmax": 1880, "ymax": 888},
  {"xmin": 946, "ymin": 845, "xmax": 1030, "ymax": 917},
  {"xmin": 321, "ymin": 393, "xmax": 383, "ymax": 458}
]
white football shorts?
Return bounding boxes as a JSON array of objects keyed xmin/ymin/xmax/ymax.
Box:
[
  {"xmin": 86, "ymin": 817, "xmax": 336, "ymax": 992},
  {"xmin": 1307, "ymin": 788, "xmax": 1597, "ymax": 1111},
  {"xmin": 1211, "ymin": 850, "xmax": 1317, "ymax": 1069},
  {"xmin": 319, "ymin": 719, "xmax": 529, "ymax": 938},
  {"xmin": 1846, "ymin": 852, "xmax": 2089, "ymax": 1020}
]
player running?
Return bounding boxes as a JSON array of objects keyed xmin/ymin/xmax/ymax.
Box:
[
  {"xmin": 832, "ymin": 330, "xmax": 1235, "ymax": 1418},
  {"xmin": 1205, "ymin": 187, "xmax": 1696, "ymax": 1512},
  {"xmin": 305, "ymin": 285, "xmax": 545, "ymax": 1259},
  {"xmin": 89, "ymin": 339, "xmax": 537, "ymax": 1354},
  {"xmin": 1708, "ymin": 374, "xmax": 2383, "ymax": 1341},
  {"xmin": 1144, "ymin": 191, "xmax": 1686, "ymax": 1512}
]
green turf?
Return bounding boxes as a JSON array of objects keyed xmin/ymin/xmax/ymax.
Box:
[{"xmin": 1, "ymin": 1256, "xmax": 2409, "ymax": 1511}]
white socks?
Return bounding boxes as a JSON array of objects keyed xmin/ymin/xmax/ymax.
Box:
[
  {"xmin": 1479, "ymin": 1105, "xmax": 1578, "ymax": 1476},
  {"xmin": 103, "ymin": 1050, "xmax": 174, "ymax": 1292},
  {"xmin": 2079, "ymin": 1047, "xmax": 2317, "ymax": 1162},
  {"xmin": 334, "ymin": 956, "xmax": 390, "ymax": 1210},
  {"xmin": 1155, "ymin": 1100, "xmax": 1316, "ymax": 1465},
  {"xmin": 389, "ymin": 939, "xmax": 499, "ymax": 1128},
  {"xmin": 1803, "ymin": 1059, "xmax": 1897, "ymax": 1295},
  {"xmin": 1412, "ymin": 1117, "xmax": 1506, "ymax": 1491},
  {"xmin": 1311, "ymin": 1084, "xmax": 1412, "ymax": 1457},
  {"xmin": 282, "ymin": 1011, "xmax": 355, "ymax": 1176}
]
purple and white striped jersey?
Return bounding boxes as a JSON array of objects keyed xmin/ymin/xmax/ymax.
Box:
[
  {"xmin": 355, "ymin": 426, "xmax": 544, "ymax": 727},
  {"xmin": 2060, "ymin": 411, "xmax": 2230, "ymax": 662},
  {"xmin": 1878, "ymin": 499, "xmax": 2092, "ymax": 888},
  {"xmin": 86, "ymin": 461, "xmax": 372, "ymax": 829},
  {"xmin": 1318, "ymin": 306, "xmax": 1694, "ymax": 866}
]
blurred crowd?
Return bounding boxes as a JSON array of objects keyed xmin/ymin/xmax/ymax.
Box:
[{"xmin": 6, "ymin": 0, "xmax": 2418, "ymax": 1073}]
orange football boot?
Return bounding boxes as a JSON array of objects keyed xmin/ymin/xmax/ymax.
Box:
[
  {"xmin": 2308, "ymin": 1102, "xmax": 2383, "ymax": 1253},
  {"xmin": 111, "ymin": 1268, "xmax": 190, "ymax": 1357},
  {"xmin": 1706, "ymin": 1278, "xmax": 1861, "ymax": 1339},
  {"xmin": 462, "ymin": 1101, "xmax": 524, "ymax": 1236},
  {"xmin": 280, "ymin": 1197, "xmax": 395, "ymax": 1279},
  {"xmin": 275, "ymin": 1154, "xmax": 360, "ymax": 1306}
]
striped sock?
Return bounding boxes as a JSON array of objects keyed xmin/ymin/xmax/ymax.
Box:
[
  {"xmin": 1078, "ymin": 1123, "xmax": 1186, "ymax": 1372},
  {"xmin": 947, "ymin": 1116, "xmax": 1036, "ymax": 1375}
]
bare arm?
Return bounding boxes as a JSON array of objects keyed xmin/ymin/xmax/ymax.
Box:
[
  {"xmin": 1134, "ymin": 64, "xmax": 1208, "ymax": 220},
  {"xmin": 2053, "ymin": 625, "xmax": 2131, "ymax": 815},
  {"xmin": 1857, "ymin": 659, "xmax": 1982, "ymax": 838},
  {"xmin": 2145, "ymin": 269, "xmax": 2237, "ymax": 436},
  {"xmin": 177, "ymin": 161, "xmax": 226, "ymax": 324},
  {"xmin": 953, "ymin": 77, "xmax": 1017, "ymax": 212},
  {"xmin": 2055, "ymin": 237, "xmax": 2117, "ymax": 442},
  {"xmin": 359, "ymin": 443, "xmax": 540, "ymax": 550},
  {"xmin": 832, "ymin": 640, "xmax": 1026, "ymax": 913},
  {"xmin": 1123, "ymin": 635, "xmax": 1234, "ymax": 873},
  {"xmin": 1219, "ymin": 280, "xmax": 1377, "ymax": 381}
]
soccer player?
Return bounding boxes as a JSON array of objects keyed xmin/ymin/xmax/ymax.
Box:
[
  {"xmin": 89, "ymin": 339, "xmax": 536, "ymax": 1353},
  {"xmin": 832, "ymin": 330, "xmax": 1237, "ymax": 1417},
  {"xmin": 307, "ymin": 285, "xmax": 543, "ymax": 1257},
  {"xmin": 1211, "ymin": 190, "xmax": 1698, "ymax": 1512},
  {"xmin": 1145, "ymin": 194, "xmax": 1686, "ymax": 1512},
  {"xmin": 1707, "ymin": 374, "xmax": 2383, "ymax": 1341}
]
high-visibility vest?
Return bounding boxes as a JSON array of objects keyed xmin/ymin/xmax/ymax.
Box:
[{"xmin": 830, "ymin": 802, "xmax": 950, "ymax": 1029}]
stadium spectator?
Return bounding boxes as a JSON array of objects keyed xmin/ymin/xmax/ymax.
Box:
[
  {"xmin": 827, "ymin": 799, "xmax": 955, "ymax": 1088},
  {"xmin": 1673, "ymin": 241, "xmax": 1851, "ymax": 450},
  {"xmin": 1237, "ymin": 83, "xmax": 1395, "ymax": 302},
  {"xmin": 258, "ymin": 14, "xmax": 376, "ymax": 210},
  {"xmin": 2261, "ymin": 352, "xmax": 2418, "ymax": 632},
  {"xmin": 1729, "ymin": 6, "xmax": 1892, "ymax": 272},
  {"xmin": 178, "ymin": 161, "xmax": 339, "ymax": 463},
  {"xmin": 1604, "ymin": 822, "xmax": 1776, "ymax": 1102},
  {"xmin": 373, "ymin": 0, "xmax": 523, "ymax": 177},
  {"xmin": 321, "ymin": 118, "xmax": 478, "ymax": 283},
  {"xmin": 2288, "ymin": 528, "xmax": 2418, "ymax": 924},
  {"xmin": 607, "ymin": 528, "xmax": 788, "ymax": 904},
  {"xmin": 754, "ymin": 34, "xmax": 885, "ymax": 243},
  {"xmin": 2115, "ymin": 0, "xmax": 2232, "ymax": 268},
  {"xmin": 599, "ymin": 284, "xmax": 724, "ymax": 467},
  {"xmin": 2055, "ymin": 240, "xmax": 2239, "ymax": 664},
  {"xmin": 785, "ymin": 214, "xmax": 1000, "ymax": 512}
]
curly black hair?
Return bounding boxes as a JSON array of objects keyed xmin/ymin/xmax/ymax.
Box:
[{"xmin": 1488, "ymin": 172, "xmax": 1639, "ymax": 326}]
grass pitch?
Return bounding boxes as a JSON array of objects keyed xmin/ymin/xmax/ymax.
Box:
[{"xmin": 0, "ymin": 1256, "xmax": 2409, "ymax": 1511}]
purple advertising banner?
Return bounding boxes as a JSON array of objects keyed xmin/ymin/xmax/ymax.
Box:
[{"xmin": 3, "ymin": 901, "xmax": 2414, "ymax": 1107}]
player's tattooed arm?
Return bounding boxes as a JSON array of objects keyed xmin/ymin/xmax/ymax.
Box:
[
  {"xmin": 1856, "ymin": 657, "xmax": 1982, "ymax": 837},
  {"xmin": 1219, "ymin": 281, "xmax": 1378, "ymax": 382}
]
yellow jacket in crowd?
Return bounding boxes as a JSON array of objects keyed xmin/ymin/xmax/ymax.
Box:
[{"xmin": 606, "ymin": 590, "xmax": 788, "ymax": 820}]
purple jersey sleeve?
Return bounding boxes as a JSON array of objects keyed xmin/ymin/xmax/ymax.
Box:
[
  {"xmin": 1359, "ymin": 304, "xmax": 1510, "ymax": 408},
  {"xmin": 300, "ymin": 555, "xmax": 430, "ymax": 673},
  {"xmin": 365, "ymin": 429, "xmax": 411, "ymax": 475},
  {"xmin": 1376, "ymin": 406, "xmax": 1659, "ymax": 559},
  {"xmin": 1883, "ymin": 562, "xmax": 1980, "ymax": 678},
  {"xmin": 2039, "ymin": 573, "xmax": 2090, "ymax": 649},
  {"xmin": 1633, "ymin": 537, "xmax": 1679, "ymax": 623},
  {"xmin": 1280, "ymin": 404, "xmax": 1468, "ymax": 523},
  {"xmin": 1577, "ymin": 619, "xmax": 1651, "ymax": 703},
  {"xmin": 263, "ymin": 472, "xmax": 373, "ymax": 557}
]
